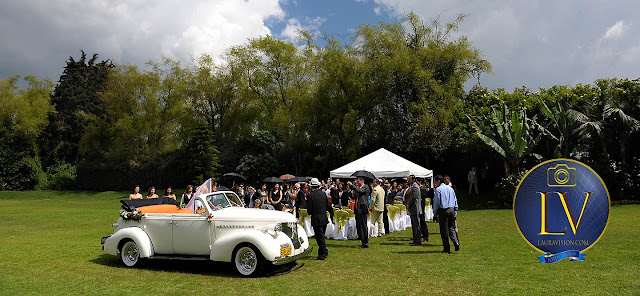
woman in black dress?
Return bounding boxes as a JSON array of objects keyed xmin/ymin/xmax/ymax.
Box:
[{"xmin": 269, "ymin": 183, "xmax": 284, "ymax": 211}]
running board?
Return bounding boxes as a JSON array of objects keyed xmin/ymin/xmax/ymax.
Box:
[{"xmin": 147, "ymin": 255, "xmax": 210, "ymax": 261}]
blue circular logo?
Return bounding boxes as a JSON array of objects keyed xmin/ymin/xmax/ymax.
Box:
[{"xmin": 514, "ymin": 159, "xmax": 609, "ymax": 258}]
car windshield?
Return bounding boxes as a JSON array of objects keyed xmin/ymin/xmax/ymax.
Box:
[
  {"xmin": 207, "ymin": 192, "xmax": 243, "ymax": 210},
  {"xmin": 225, "ymin": 192, "xmax": 243, "ymax": 207},
  {"xmin": 207, "ymin": 194, "xmax": 230, "ymax": 209}
]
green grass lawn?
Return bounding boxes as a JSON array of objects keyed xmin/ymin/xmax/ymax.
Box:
[{"xmin": 0, "ymin": 191, "xmax": 638, "ymax": 295}]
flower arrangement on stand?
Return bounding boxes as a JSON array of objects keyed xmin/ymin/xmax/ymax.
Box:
[{"xmin": 120, "ymin": 208, "xmax": 143, "ymax": 221}]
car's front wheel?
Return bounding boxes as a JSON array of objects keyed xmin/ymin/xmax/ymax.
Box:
[
  {"xmin": 120, "ymin": 240, "xmax": 140, "ymax": 267},
  {"xmin": 233, "ymin": 245, "xmax": 265, "ymax": 277}
]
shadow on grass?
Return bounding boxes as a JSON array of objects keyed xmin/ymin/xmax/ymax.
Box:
[
  {"xmin": 391, "ymin": 250, "xmax": 446, "ymax": 254},
  {"xmin": 325, "ymin": 242, "xmax": 365, "ymax": 248},
  {"xmin": 89, "ymin": 254, "xmax": 303, "ymax": 278}
]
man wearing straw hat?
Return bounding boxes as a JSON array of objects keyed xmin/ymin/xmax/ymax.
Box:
[{"xmin": 307, "ymin": 178, "xmax": 329, "ymax": 260}]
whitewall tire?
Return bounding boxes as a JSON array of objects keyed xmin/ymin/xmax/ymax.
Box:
[
  {"xmin": 120, "ymin": 240, "xmax": 140, "ymax": 267},
  {"xmin": 234, "ymin": 245, "xmax": 264, "ymax": 277}
]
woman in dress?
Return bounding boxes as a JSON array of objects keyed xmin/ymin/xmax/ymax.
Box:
[
  {"xmin": 129, "ymin": 185, "xmax": 143, "ymax": 200},
  {"xmin": 334, "ymin": 182, "xmax": 351, "ymax": 208},
  {"xmin": 257, "ymin": 184, "xmax": 268, "ymax": 205},
  {"xmin": 295, "ymin": 183, "xmax": 309, "ymax": 218},
  {"xmin": 269, "ymin": 183, "xmax": 284, "ymax": 211},
  {"xmin": 181, "ymin": 185, "xmax": 194, "ymax": 206},
  {"xmin": 146, "ymin": 186, "xmax": 159, "ymax": 199},
  {"xmin": 163, "ymin": 186, "xmax": 177, "ymax": 200}
]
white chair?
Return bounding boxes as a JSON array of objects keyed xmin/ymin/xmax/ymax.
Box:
[
  {"xmin": 346, "ymin": 217, "xmax": 358, "ymax": 239},
  {"xmin": 303, "ymin": 217, "xmax": 314, "ymax": 237},
  {"xmin": 425, "ymin": 205, "xmax": 434, "ymax": 222},
  {"xmin": 325, "ymin": 221, "xmax": 335, "ymax": 239},
  {"xmin": 368, "ymin": 218, "xmax": 379, "ymax": 238}
]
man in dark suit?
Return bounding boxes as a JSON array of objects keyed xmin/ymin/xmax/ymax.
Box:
[
  {"xmin": 417, "ymin": 178, "xmax": 429, "ymax": 242},
  {"xmin": 349, "ymin": 177, "xmax": 370, "ymax": 248},
  {"xmin": 306, "ymin": 178, "xmax": 329, "ymax": 260},
  {"xmin": 382, "ymin": 181, "xmax": 392, "ymax": 235},
  {"xmin": 406, "ymin": 175, "xmax": 422, "ymax": 246}
]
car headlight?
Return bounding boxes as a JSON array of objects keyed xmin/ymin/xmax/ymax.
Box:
[{"xmin": 260, "ymin": 224, "xmax": 281, "ymax": 239}]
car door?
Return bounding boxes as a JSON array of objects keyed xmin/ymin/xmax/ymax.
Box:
[
  {"xmin": 142, "ymin": 214, "xmax": 174, "ymax": 255},
  {"xmin": 172, "ymin": 199, "xmax": 213, "ymax": 256}
]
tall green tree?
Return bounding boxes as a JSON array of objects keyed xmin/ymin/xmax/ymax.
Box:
[
  {"xmin": 0, "ymin": 75, "xmax": 53, "ymax": 190},
  {"xmin": 186, "ymin": 122, "xmax": 221, "ymax": 185},
  {"xmin": 354, "ymin": 13, "xmax": 491, "ymax": 161},
  {"xmin": 41, "ymin": 51, "xmax": 113, "ymax": 166}
]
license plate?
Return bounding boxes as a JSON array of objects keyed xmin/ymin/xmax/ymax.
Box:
[{"xmin": 280, "ymin": 245, "xmax": 292, "ymax": 257}]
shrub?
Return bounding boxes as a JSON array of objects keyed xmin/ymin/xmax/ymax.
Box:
[
  {"xmin": 495, "ymin": 170, "xmax": 527, "ymax": 208},
  {"xmin": 0, "ymin": 128, "xmax": 45, "ymax": 190},
  {"xmin": 37, "ymin": 162, "xmax": 77, "ymax": 190}
]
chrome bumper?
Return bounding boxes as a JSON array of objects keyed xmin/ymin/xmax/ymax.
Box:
[{"xmin": 272, "ymin": 247, "xmax": 313, "ymax": 265}]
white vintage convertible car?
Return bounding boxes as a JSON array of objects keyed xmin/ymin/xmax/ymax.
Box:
[{"xmin": 101, "ymin": 191, "xmax": 311, "ymax": 276}]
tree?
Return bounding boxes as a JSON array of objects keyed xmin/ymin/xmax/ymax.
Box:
[
  {"xmin": 41, "ymin": 51, "xmax": 113, "ymax": 167},
  {"xmin": 186, "ymin": 122, "xmax": 221, "ymax": 185},
  {"xmin": 0, "ymin": 75, "xmax": 54, "ymax": 135},
  {"xmin": 468, "ymin": 103, "xmax": 544, "ymax": 176},
  {"xmin": 354, "ymin": 13, "xmax": 491, "ymax": 161},
  {"xmin": 186, "ymin": 54, "xmax": 258, "ymax": 143},
  {"xmin": 0, "ymin": 75, "xmax": 53, "ymax": 190}
]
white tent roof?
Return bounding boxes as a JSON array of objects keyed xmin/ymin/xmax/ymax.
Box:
[{"xmin": 330, "ymin": 148, "xmax": 433, "ymax": 179}]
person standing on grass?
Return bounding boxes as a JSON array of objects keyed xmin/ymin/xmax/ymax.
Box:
[
  {"xmin": 417, "ymin": 178, "xmax": 429, "ymax": 242},
  {"xmin": 382, "ymin": 181, "xmax": 393, "ymax": 235},
  {"xmin": 369, "ymin": 178, "xmax": 385, "ymax": 237},
  {"xmin": 443, "ymin": 175, "xmax": 459, "ymax": 232},
  {"xmin": 269, "ymin": 183, "xmax": 284, "ymax": 211},
  {"xmin": 306, "ymin": 178, "xmax": 329, "ymax": 260},
  {"xmin": 349, "ymin": 177, "xmax": 370, "ymax": 248},
  {"xmin": 433, "ymin": 175, "xmax": 460, "ymax": 253},
  {"xmin": 406, "ymin": 175, "xmax": 422, "ymax": 246},
  {"xmin": 444, "ymin": 175, "xmax": 454, "ymax": 190},
  {"xmin": 468, "ymin": 167, "xmax": 479, "ymax": 195}
]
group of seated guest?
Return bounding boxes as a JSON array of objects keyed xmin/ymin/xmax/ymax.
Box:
[{"xmin": 128, "ymin": 185, "xmax": 177, "ymax": 200}]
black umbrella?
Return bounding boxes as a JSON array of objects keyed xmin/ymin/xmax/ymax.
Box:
[
  {"xmin": 222, "ymin": 173, "xmax": 246, "ymax": 187},
  {"xmin": 216, "ymin": 185, "xmax": 231, "ymax": 191},
  {"xmin": 223, "ymin": 172, "xmax": 246, "ymax": 181},
  {"xmin": 351, "ymin": 170, "xmax": 376, "ymax": 180},
  {"xmin": 263, "ymin": 177, "xmax": 283, "ymax": 183},
  {"xmin": 288, "ymin": 176, "xmax": 308, "ymax": 183}
]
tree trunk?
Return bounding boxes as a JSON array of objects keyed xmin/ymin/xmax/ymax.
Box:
[{"xmin": 504, "ymin": 160, "xmax": 510, "ymax": 176}]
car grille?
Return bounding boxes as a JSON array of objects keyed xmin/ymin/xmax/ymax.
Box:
[{"xmin": 281, "ymin": 222, "xmax": 301, "ymax": 249}]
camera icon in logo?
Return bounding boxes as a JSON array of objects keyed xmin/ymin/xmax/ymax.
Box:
[{"xmin": 547, "ymin": 164, "xmax": 577, "ymax": 187}]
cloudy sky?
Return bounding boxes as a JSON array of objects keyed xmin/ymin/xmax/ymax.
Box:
[{"xmin": 1, "ymin": 0, "xmax": 638, "ymax": 91}]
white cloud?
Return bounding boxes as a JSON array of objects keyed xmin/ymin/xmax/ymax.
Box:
[
  {"xmin": 603, "ymin": 20, "xmax": 628, "ymax": 40},
  {"xmin": 280, "ymin": 16, "xmax": 327, "ymax": 43},
  {"xmin": 0, "ymin": 0, "xmax": 285, "ymax": 79},
  {"xmin": 365, "ymin": 0, "xmax": 640, "ymax": 90}
]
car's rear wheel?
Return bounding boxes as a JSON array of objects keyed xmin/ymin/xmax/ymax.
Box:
[
  {"xmin": 233, "ymin": 245, "xmax": 265, "ymax": 277},
  {"xmin": 120, "ymin": 240, "xmax": 140, "ymax": 267}
]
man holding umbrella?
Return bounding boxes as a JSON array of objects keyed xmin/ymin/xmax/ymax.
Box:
[
  {"xmin": 349, "ymin": 171, "xmax": 373, "ymax": 248},
  {"xmin": 306, "ymin": 178, "xmax": 329, "ymax": 260}
]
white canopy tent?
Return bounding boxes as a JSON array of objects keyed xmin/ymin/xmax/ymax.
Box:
[{"xmin": 330, "ymin": 148, "xmax": 433, "ymax": 185}]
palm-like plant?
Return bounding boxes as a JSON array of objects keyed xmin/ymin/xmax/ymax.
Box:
[
  {"xmin": 540, "ymin": 100, "xmax": 602, "ymax": 158},
  {"xmin": 467, "ymin": 104, "xmax": 544, "ymax": 176},
  {"xmin": 602, "ymin": 104, "xmax": 640, "ymax": 167}
]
